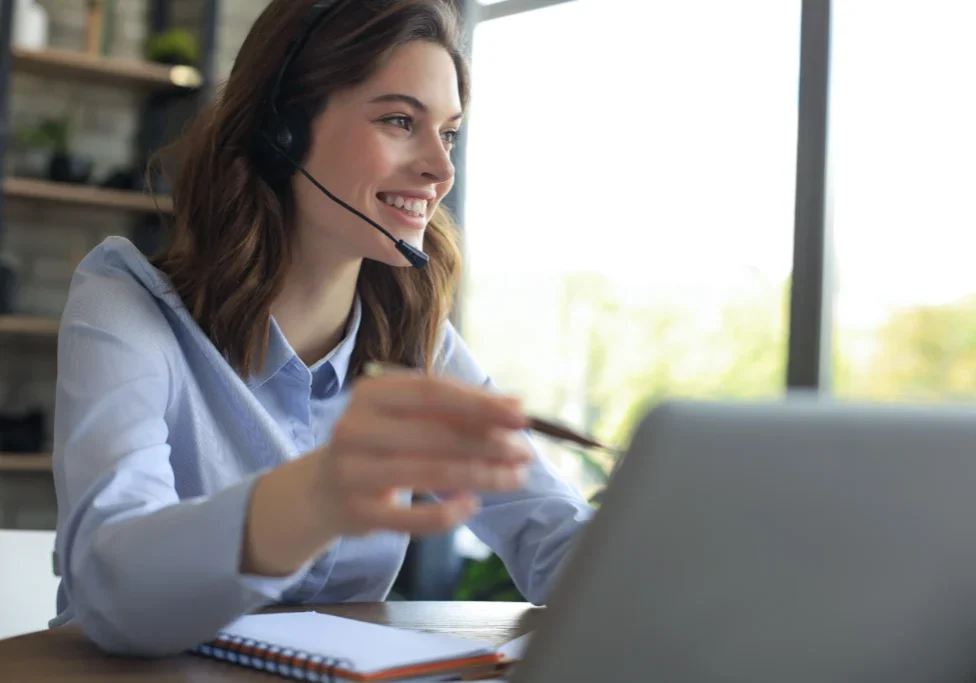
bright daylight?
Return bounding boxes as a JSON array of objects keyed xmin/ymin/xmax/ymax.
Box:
[{"xmin": 462, "ymin": 0, "xmax": 976, "ymax": 497}]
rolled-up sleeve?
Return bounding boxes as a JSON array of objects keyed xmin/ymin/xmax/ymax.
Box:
[
  {"xmin": 436, "ymin": 323, "xmax": 595, "ymax": 605},
  {"xmin": 53, "ymin": 272, "xmax": 307, "ymax": 657}
]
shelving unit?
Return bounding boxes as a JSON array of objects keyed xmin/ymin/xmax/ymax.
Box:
[
  {"xmin": 11, "ymin": 45, "xmax": 202, "ymax": 91},
  {"xmin": 1, "ymin": 44, "xmax": 198, "ymax": 218},
  {"xmin": 0, "ymin": 454, "xmax": 52, "ymax": 473},
  {"xmin": 0, "ymin": 2, "xmax": 219, "ymax": 493},
  {"xmin": 0, "ymin": 315, "xmax": 59, "ymax": 336},
  {"xmin": 4, "ymin": 177, "xmax": 171, "ymax": 214}
]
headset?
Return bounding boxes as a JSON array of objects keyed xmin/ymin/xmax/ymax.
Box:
[{"xmin": 252, "ymin": 0, "xmax": 430, "ymax": 268}]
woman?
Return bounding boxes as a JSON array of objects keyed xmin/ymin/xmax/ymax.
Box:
[{"xmin": 49, "ymin": 0, "xmax": 593, "ymax": 658}]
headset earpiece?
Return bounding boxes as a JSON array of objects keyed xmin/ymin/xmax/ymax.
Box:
[
  {"xmin": 254, "ymin": 104, "xmax": 310, "ymax": 190},
  {"xmin": 252, "ymin": 1, "xmax": 340, "ymax": 189}
]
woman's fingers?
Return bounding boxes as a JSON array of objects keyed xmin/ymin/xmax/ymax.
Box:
[
  {"xmin": 354, "ymin": 373, "xmax": 527, "ymax": 430},
  {"xmin": 316, "ymin": 372, "xmax": 534, "ymax": 540},
  {"xmin": 334, "ymin": 450, "xmax": 528, "ymax": 492},
  {"xmin": 332, "ymin": 414, "xmax": 533, "ymax": 464},
  {"xmin": 349, "ymin": 494, "xmax": 481, "ymax": 536}
]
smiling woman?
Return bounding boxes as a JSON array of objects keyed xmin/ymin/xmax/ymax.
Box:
[
  {"xmin": 370, "ymin": 91, "xmax": 463, "ymax": 224},
  {"xmin": 47, "ymin": 0, "xmax": 593, "ymax": 659},
  {"xmin": 295, "ymin": 42, "xmax": 464, "ymax": 264},
  {"xmin": 155, "ymin": 1, "xmax": 470, "ymax": 379}
]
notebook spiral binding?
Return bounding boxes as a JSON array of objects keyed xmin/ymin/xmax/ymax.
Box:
[{"xmin": 193, "ymin": 632, "xmax": 355, "ymax": 682}]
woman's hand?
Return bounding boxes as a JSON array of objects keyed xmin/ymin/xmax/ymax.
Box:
[
  {"xmin": 314, "ymin": 370, "xmax": 532, "ymax": 537},
  {"xmin": 241, "ymin": 371, "xmax": 531, "ymax": 576}
]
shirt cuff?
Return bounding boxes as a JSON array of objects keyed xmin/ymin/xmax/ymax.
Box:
[{"xmin": 238, "ymin": 564, "xmax": 313, "ymax": 600}]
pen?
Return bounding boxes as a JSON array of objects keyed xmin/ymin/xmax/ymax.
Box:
[{"xmin": 362, "ymin": 361, "xmax": 621, "ymax": 456}]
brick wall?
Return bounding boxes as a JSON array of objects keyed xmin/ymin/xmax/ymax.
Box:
[{"xmin": 0, "ymin": 0, "xmax": 270, "ymax": 529}]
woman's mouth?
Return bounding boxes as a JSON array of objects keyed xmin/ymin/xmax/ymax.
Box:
[{"xmin": 377, "ymin": 192, "xmax": 428, "ymax": 219}]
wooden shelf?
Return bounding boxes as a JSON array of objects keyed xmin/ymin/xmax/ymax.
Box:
[
  {"xmin": 4, "ymin": 177, "xmax": 172, "ymax": 214},
  {"xmin": 12, "ymin": 46, "xmax": 202, "ymax": 92},
  {"xmin": 0, "ymin": 315, "xmax": 59, "ymax": 337},
  {"xmin": 0, "ymin": 453, "xmax": 52, "ymax": 473}
]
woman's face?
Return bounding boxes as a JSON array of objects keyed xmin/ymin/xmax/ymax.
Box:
[{"xmin": 291, "ymin": 40, "xmax": 462, "ymax": 267}]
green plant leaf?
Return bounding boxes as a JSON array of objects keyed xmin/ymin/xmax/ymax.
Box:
[
  {"xmin": 145, "ymin": 28, "xmax": 200, "ymax": 65},
  {"xmin": 452, "ymin": 553, "xmax": 523, "ymax": 602},
  {"xmin": 16, "ymin": 118, "xmax": 70, "ymax": 152}
]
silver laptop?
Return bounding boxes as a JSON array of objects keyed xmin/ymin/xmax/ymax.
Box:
[{"xmin": 513, "ymin": 398, "xmax": 976, "ymax": 683}]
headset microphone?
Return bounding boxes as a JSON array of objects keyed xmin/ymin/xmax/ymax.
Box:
[
  {"xmin": 264, "ymin": 133, "xmax": 430, "ymax": 269},
  {"xmin": 253, "ymin": 0, "xmax": 430, "ymax": 269}
]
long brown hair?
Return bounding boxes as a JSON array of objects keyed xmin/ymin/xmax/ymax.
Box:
[{"xmin": 150, "ymin": 0, "xmax": 468, "ymax": 380}]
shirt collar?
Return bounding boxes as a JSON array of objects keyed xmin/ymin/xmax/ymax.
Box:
[
  {"xmin": 247, "ymin": 295, "xmax": 363, "ymax": 390},
  {"xmin": 308, "ymin": 294, "xmax": 361, "ymax": 389}
]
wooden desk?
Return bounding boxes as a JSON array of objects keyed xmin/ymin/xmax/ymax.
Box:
[{"xmin": 0, "ymin": 601, "xmax": 542, "ymax": 682}]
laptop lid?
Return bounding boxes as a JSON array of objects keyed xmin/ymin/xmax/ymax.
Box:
[{"xmin": 513, "ymin": 399, "xmax": 976, "ymax": 683}]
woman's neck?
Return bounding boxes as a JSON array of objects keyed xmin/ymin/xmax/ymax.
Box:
[{"xmin": 272, "ymin": 246, "xmax": 362, "ymax": 368}]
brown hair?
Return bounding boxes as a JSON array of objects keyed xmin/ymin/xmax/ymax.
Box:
[{"xmin": 150, "ymin": 0, "xmax": 468, "ymax": 380}]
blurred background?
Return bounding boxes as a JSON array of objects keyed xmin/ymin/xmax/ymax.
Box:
[{"xmin": 0, "ymin": 0, "xmax": 973, "ymax": 635}]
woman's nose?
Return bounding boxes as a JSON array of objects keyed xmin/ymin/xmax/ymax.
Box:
[{"xmin": 417, "ymin": 140, "xmax": 455, "ymax": 184}]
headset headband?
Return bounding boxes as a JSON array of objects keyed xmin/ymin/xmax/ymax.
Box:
[{"xmin": 264, "ymin": 0, "xmax": 342, "ymax": 117}]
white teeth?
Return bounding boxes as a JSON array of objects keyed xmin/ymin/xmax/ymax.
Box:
[{"xmin": 380, "ymin": 194, "xmax": 428, "ymax": 217}]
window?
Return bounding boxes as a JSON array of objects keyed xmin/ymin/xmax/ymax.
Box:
[
  {"xmin": 830, "ymin": 2, "xmax": 976, "ymax": 401},
  {"xmin": 461, "ymin": 0, "xmax": 803, "ymax": 494}
]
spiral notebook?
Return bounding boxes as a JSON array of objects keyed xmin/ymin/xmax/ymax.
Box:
[{"xmin": 190, "ymin": 611, "xmax": 514, "ymax": 681}]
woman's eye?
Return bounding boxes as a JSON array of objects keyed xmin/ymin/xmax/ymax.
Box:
[
  {"xmin": 384, "ymin": 115, "xmax": 412, "ymax": 131},
  {"xmin": 442, "ymin": 130, "xmax": 459, "ymax": 146}
]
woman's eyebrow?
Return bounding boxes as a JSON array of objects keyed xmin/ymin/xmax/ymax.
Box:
[{"xmin": 369, "ymin": 93, "xmax": 464, "ymax": 122}]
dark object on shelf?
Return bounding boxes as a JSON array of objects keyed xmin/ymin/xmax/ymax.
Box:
[
  {"xmin": 99, "ymin": 161, "xmax": 170, "ymax": 196},
  {"xmin": 0, "ymin": 409, "xmax": 45, "ymax": 453},
  {"xmin": 49, "ymin": 152, "xmax": 93, "ymax": 184},
  {"xmin": 100, "ymin": 166, "xmax": 147, "ymax": 191},
  {"xmin": 0, "ymin": 256, "xmax": 16, "ymax": 314}
]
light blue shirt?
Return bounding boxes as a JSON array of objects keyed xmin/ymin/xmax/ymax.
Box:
[{"xmin": 49, "ymin": 237, "xmax": 593, "ymax": 656}]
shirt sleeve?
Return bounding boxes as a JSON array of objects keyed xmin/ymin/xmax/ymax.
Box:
[
  {"xmin": 53, "ymin": 269, "xmax": 309, "ymax": 657},
  {"xmin": 436, "ymin": 322, "xmax": 595, "ymax": 606}
]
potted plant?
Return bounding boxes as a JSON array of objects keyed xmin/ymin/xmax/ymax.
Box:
[
  {"xmin": 45, "ymin": 118, "xmax": 93, "ymax": 184},
  {"xmin": 16, "ymin": 118, "xmax": 93, "ymax": 184},
  {"xmin": 12, "ymin": 121, "xmax": 52, "ymax": 178},
  {"xmin": 145, "ymin": 28, "xmax": 199, "ymax": 66}
]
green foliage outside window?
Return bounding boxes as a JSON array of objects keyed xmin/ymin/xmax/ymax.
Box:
[{"xmin": 454, "ymin": 274, "xmax": 976, "ymax": 601}]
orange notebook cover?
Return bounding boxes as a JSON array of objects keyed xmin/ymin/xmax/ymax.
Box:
[{"xmin": 190, "ymin": 611, "xmax": 514, "ymax": 681}]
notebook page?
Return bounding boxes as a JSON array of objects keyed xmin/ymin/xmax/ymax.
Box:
[
  {"xmin": 218, "ymin": 611, "xmax": 498, "ymax": 674},
  {"xmin": 498, "ymin": 631, "xmax": 533, "ymax": 660}
]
